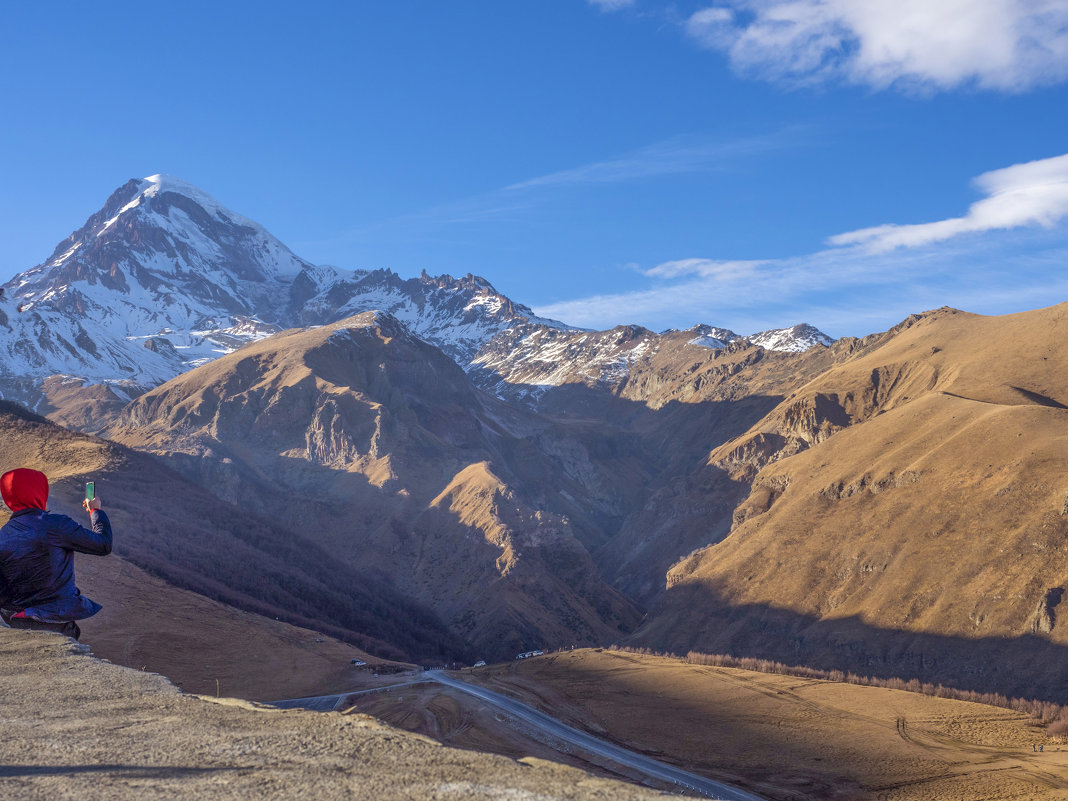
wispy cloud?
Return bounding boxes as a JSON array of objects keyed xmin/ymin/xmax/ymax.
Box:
[
  {"xmin": 300, "ymin": 130, "xmax": 801, "ymax": 251},
  {"xmin": 504, "ymin": 131, "xmax": 800, "ymax": 191},
  {"xmin": 685, "ymin": 0, "xmax": 1068, "ymax": 92},
  {"xmin": 588, "ymin": 0, "xmax": 636, "ymax": 10},
  {"xmin": 829, "ymin": 153, "xmax": 1068, "ymax": 252},
  {"xmin": 535, "ymin": 153, "xmax": 1068, "ymax": 336},
  {"xmin": 643, "ymin": 258, "xmax": 766, "ymax": 280}
]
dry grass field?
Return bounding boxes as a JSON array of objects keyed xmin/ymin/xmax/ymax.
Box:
[
  {"xmin": 483, "ymin": 650, "xmax": 1068, "ymax": 801},
  {"xmin": 74, "ymin": 554, "xmax": 404, "ymax": 701},
  {"xmin": 353, "ymin": 649, "xmax": 1068, "ymax": 801}
]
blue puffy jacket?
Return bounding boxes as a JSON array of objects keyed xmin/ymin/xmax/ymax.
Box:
[{"xmin": 0, "ymin": 508, "xmax": 113, "ymax": 622}]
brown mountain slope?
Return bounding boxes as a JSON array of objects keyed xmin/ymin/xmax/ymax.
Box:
[
  {"xmin": 585, "ymin": 336, "xmax": 844, "ymax": 603},
  {"xmin": 0, "ymin": 400, "xmax": 461, "ymax": 662},
  {"xmin": 632, "ymin": 303, "xmax": 1068, "ymax": 700},
  {"xmin": 475, "ymin": 325, "xmax": 859, "ymax": 605},
  {"xmin": 105, "ymin": 313, "xmax": 641, "ymax": 659},
  {"xmin": 73, "ymin": 555, "xmax": 397, "ymax": 701}
]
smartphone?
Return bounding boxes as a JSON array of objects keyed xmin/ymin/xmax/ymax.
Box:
[{"xmin": 85, "ymin": 482, "xmax": 95, "ymax": 501}]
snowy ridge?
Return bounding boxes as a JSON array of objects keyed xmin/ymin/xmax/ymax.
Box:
[
  {"xmin": 747, "ymin": 323, "xmax": 834, "ymax": 353},
  {"xmin": 469, "ymin": 324, "xmax": 661, "ymax": 402},
  {"xmin": 0, "ymin": 174, "xmax": 833, "ymax": 413},
  {"xmin": 467, "ymin": 319, "xmax": 833, "ymax": 407},
  {"xmin": 295, "ymin": 267, "xmax": 572, "ymax": 364},
  {"xmin": 0, "ymin": 176, "xmax": 572, "ymax": 407},
  {"xmin": 685, "ymin": 324, "xmax": 742, "ymax": 349}
]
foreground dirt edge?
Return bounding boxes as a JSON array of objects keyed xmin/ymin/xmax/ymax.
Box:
[{"xmin": 0, "ymin": 629, "xmax": 682, "ymax": 801}]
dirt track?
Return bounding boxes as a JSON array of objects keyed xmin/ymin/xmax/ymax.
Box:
[{"xmin": 0, "ymin": 629, "xmax": 678, "ymax": 801}]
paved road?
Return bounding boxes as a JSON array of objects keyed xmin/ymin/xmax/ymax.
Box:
[
  {"xmin": 271, "ymin": 679, "xmax": 426, "ymax": 711},
  {"xmin": 427, "ymin": 672, "xmax": 766, "ymax": 801}
]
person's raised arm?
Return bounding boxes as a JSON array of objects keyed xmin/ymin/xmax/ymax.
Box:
[{"xmin": 46, "ymin": 498, "xmax": 113, "ymax": 556}]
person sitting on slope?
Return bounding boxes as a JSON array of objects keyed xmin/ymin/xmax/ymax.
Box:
[{"xmin": 0, "ymin": 468, "xmax": 113, "ymax": 641}]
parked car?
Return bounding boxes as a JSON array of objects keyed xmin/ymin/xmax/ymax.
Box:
[
  {"xmin": 350, "ymin": 659, "xmax": 367, "ymax": 666},
  {"xmin": 473, "ymin": 660, "xmax": 487, "ymax": 667}
]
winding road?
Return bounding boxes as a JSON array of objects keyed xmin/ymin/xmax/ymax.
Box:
[
  {"xmin": 272, "ymin": 671, "xmax": 766, "ymax": 800},
  {"xmin": 425, "ymin": 672, "xmax": 766, "ymax": 801},
  {"xmin": 271, "ymin": 680, "xmax": 425, "ymax": 712}
]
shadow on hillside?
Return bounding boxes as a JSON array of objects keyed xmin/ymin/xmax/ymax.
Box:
[
  {"xmin": 0, "ymin": 765, "xmax": 236, "ymax": 778},
  {"xmin": 106, "ymin": 380, "xmax": 786, "ymax": 663},
  {"xmin": 511, "ymin": 385, "xmax": 785, "ymax": 604},
  {"xmin": 634, "ymin": 582, "xmax": 1068, "ymax": 703},
  {"xmin": 522, "ymin": 383, "xmax": 785, "ymax": 468},
  {"xmin": 502, "ymin": 386, "xmax": 787, "ymax": 553}
]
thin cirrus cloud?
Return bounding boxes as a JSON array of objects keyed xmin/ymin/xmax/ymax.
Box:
[
  {"xmin": 643, "ymin": 258, "xmax": 766, "ymax": 280},
  {"xmin": 503, "ymin": 130, "xmax": 799, "ymax": 191},
  {"xmin": 588, "ymin": 0, "xmax": 636, "ymax": 10},
  {"xmin": 300, "ymin": 130, "xmax": 800, "ymax": 251},
  {"xmin": 535, "ymin": 153, "xmax": 1068, "ymax": 334},
  {"xmin": 685, "ymin": 0, "xmax": 1068, "ymax": 92}
]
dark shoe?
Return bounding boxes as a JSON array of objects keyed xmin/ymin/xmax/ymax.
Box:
[{"xmin": 1, "ymin": 610, "xmax": 80, "ymax": 640}]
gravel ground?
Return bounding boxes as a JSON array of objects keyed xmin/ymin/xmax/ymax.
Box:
[{"xmin": 0, "ymin": 629, "xmax": 678, "ymax": 800}]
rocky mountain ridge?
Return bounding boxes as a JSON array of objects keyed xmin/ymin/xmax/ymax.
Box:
[
  {"xmin": 0, "ymin": 175, "xmax": 832, "ymax": 421},
  {"xmin": 105, "ymin": 311, "xmax": 642, "ymax": 659},
  {"xmin": 467, "ymin": 321, "xmax": 838, "ymax": 410}
]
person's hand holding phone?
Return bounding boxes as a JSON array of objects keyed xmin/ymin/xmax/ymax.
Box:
[{"xmin": 84, "ymin": 482, "xmax": 101, "ymax": 513}]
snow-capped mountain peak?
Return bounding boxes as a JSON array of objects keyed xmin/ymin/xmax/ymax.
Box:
[
  {"xmin": 0, "ymin": 175, "xmax": 320, "ymax": 398},
  {"xmin": 747, "ymin": 323, "xmax": 834, "ymax": 352},
  {"xmin": 0, "ymin": 176, "xmax": 574, "ymax": 409},
  {"xmin": 686, "ymin": 323, "xmax": 742, "ymax": 349}
]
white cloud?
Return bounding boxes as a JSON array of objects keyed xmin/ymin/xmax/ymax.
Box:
[
  {"xmin": 643, "ymin": 258, "xmax": 765, "ymax": 279},
  {"xmin": 588, "ymin": 0, "xmax": 636, "ymax": 10},
  {"xmin": 686, "ymin": 0, "xmax": 1068, "ymax": 92},
  {"xmin": 535, "ymin": 154, "xmax": 1068, "ymax": 336},
  {"xmin": 536, "ymin": 235, "xmax": 1068, "ymax": 336},
  {"xmin": 537, "ymin": 245, "xmax": 895, "ymax": 331},
  {"xmin": 829, "ymin": 152, "xmax": 1068, "ymax": 252}
]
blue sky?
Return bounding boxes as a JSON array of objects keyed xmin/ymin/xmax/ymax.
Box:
[{"xmin": 2, "ymin": 1, "xmax": 1067, "ymax": 337}]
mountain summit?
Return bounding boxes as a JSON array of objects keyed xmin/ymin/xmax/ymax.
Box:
[
  {"xmin": 1, "ymin": 175, "xmax": 311, "ymax": 389},
  {"xmin": 0, "ymin": 176, "xmax": 568, "ymax": 413}
]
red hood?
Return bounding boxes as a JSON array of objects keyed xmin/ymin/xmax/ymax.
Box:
[{"xmin": 1, "ymin": 468, "xmax": 49, "ymax": 512}]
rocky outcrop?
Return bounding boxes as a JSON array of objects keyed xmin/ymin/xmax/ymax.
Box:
[{"xmin": 1029, "ymin": 588, "xmax": 1064, "ymax": 634}]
